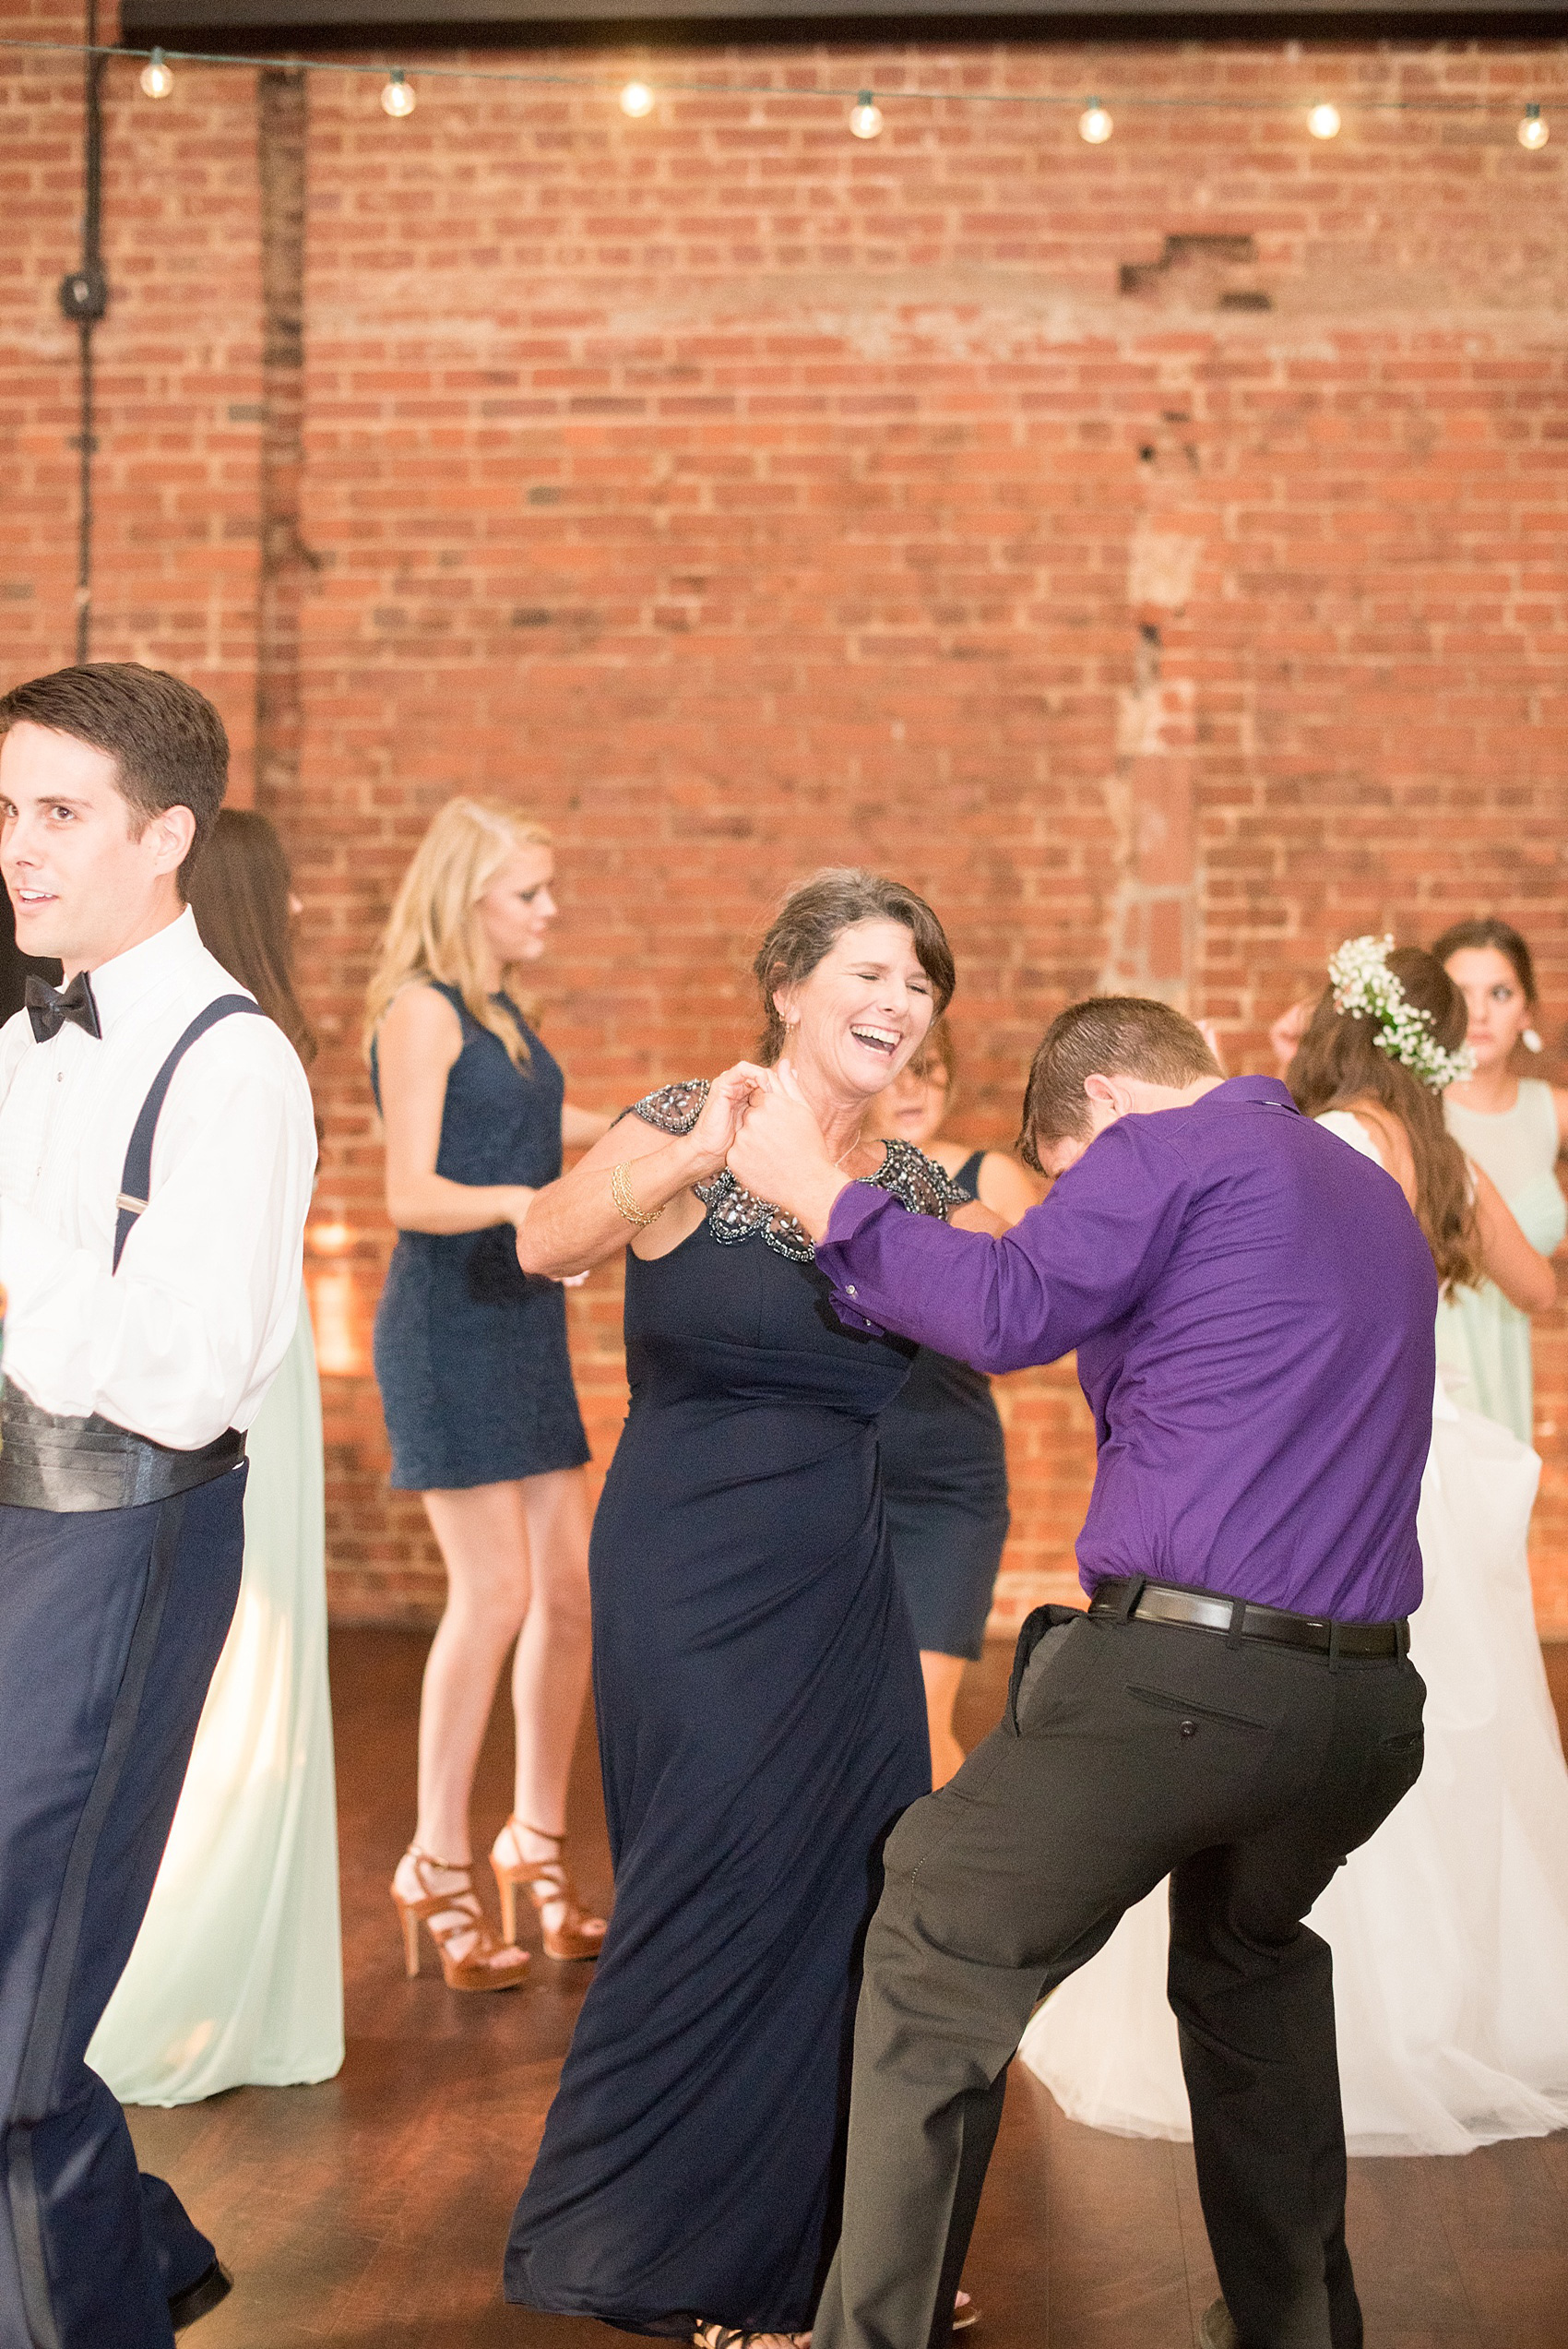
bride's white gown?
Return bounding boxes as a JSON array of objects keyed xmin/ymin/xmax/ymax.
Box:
[{"xmin": 1020, "ymin": 1109, "xmax": 1568, "ymax": 2157}]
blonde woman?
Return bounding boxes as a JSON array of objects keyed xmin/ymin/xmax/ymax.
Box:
[{"xmin": 367, "ymin": 801, "xmax": 610, "ymax": 1992}]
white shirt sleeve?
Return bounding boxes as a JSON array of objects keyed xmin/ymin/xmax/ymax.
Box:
[{"xmin": 1, "ymin": 1028, "xmax": 316, "ymax": 1449}]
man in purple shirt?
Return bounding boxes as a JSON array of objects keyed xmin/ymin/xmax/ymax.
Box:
[{"xmin": 727, "ymin": 996, "xmax": 1434, "ymax": 2349}]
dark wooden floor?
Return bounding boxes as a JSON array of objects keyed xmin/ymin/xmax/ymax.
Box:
[{"xmin": 129, "ymin": 1640, "xmax": 1568, "ymax": 2349}]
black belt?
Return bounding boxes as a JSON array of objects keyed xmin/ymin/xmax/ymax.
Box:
[
  {"xmin": 1088, "ymin": 1575, "xmax": 1408, "ymax": 1661},
  {"xmin": 0, "ymin": 1389, "xmax": 245, "ymax": 1514}
]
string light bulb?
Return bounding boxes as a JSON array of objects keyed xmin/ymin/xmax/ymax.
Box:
[
  {"xmin": 1307, "ymin": 101, "xmax": 1341, "ymax": 139},
  {"xmin": 1078, "ymin": 98, "xmax": 1113, "ymax": 145},
  {"xmin": 139, "ymin": 47, "xmax": 174, "ymax": 99},
  {"xmin": 849, "ymin": 91, "xmax": 884, "ymax": 140},
  {"xmin": 620, "ymin": 80, "xmax": 655, "ymax": 118},
  {"xmin": 381, "ymin": 68, "xmax": 416, "ymax": 119},
  {"xmin": 1518, "ymin": 103, "xmax": 1550, "ymax": 150}
]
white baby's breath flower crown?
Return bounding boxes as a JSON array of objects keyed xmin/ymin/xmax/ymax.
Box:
[{"xmin": 1327, "ymin": 936, "xmax": 1476, "ymax": 1092}]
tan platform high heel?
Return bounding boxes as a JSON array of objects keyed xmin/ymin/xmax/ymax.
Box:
[
  {"xmin": 491, "ymin": 1818, "xmax": 608, "ymax": 1960},
  {"xmin": 391, "ymin": 1847, "xmax": 530, "ymax": 1992}
]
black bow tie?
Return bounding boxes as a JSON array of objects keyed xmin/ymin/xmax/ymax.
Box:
[{"xmin": 25, "ymin": 971, "xmax": 101, "ymax": 1043}]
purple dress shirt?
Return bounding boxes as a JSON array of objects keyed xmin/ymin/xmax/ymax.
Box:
[{"xmin": 820, "ymin": 1077, "xmax": 1436, "ymax": 1624}]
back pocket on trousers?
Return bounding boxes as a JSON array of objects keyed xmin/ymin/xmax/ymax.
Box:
[{"xmin": 1125, "ymin": 1684, "xmax": 1270, "ymax": 1734}]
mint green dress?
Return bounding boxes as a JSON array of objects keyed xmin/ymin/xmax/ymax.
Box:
[
  {"xmin": 1436, "ymin": 1079, "xmax": 1566, "ymax": 1444},
  {"xmin": 88, "ymin": 1297, "xmax": 344, "ymax": 2103}
]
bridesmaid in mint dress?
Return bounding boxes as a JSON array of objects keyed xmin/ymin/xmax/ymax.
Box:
[
  {"xmin": 1433, "ymin": 919, "xmax": 1567, "ymax": 1441},
  {"xmin": 89, "ymin": 813, "xmax": 343, "ymax": 2102}
]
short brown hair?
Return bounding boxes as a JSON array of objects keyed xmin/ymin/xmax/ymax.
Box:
[
  {"xmin": 752, "ymin": 868, "xmax": 956, "ymax": 1065},
  {"xmin": 1018, "ymin": 996, "xmax": 1219, "ymax": 1170},
  {"xmin": 0, "ymin": 662, "xmax": 228, "ymax": 897}
]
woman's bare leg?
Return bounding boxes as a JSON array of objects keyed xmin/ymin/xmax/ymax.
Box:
[
  {"xmin": 394, "ymin": 1481, "xmax": 532, "ymax": 1971},
  {"xmin": 415, "ymin": 1481, "xmax": 533, "ymax": 1859},
  {"xmin": 492, "ymin": 1468, "xmax": 604, "ymax": 1944},
  {"xmin": 921, "ymin": 1650, "xmax": 968, "ymax": 1789},
  {"xmin": 507, "ymin": 1467, "xmax": 595, "ymax": 1833}
]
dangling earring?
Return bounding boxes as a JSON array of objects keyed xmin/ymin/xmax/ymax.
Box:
[{"xmin": 1523, "ymin": 1028, "xmax": 1544, "ymax": 1054}]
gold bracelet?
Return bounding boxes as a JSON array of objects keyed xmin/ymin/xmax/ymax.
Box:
[{"xmin": 611, "ymin": 1160, "xmax": 665, "ymax": 1230}]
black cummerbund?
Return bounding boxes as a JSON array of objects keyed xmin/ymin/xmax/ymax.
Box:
[{"xmin": 0, "ymin": 1386, "xmax": 245, "ymax": 1514}]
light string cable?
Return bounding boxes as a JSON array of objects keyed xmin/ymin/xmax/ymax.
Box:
[{"xmin": 0, "ymin": 34, "xmax": 1562, "ymax": 143}]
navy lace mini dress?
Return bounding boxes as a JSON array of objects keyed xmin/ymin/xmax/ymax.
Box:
[{"xmin": 371, "ymin": 983, "xmax": 589, "ymax": 1491}]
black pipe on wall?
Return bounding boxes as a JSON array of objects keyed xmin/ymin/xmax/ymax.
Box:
[{"xmin": 57, "ymin": 0, "xmax": 111, "ymax": 666}]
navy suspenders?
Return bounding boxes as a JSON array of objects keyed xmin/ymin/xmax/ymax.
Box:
[
  {"xmin": 0, "ymin": 994, "xmax": 265, "ymax": 1509},
  {"xmin": 111, "ymin": 995, "xmax": 266, "ymax": 1273}
]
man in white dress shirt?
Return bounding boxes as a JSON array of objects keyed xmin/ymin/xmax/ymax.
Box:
[{"xmin": 0, "ymin": 664, "xmax": 315, "ymax": 2346}]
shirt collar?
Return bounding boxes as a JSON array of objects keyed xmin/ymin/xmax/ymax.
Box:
[
  {"xmin": 1207, "ymin": 1074, "xmax": 1299, "ymax": 1112},
  {"xmin": 87, "ymin": 906, "xmax": 203, "ymax": 1039}
]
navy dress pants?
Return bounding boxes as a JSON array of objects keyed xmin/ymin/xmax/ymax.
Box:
[{"xmin": 0, "ymin": 1469, "xmax": 245, "ymax": 2349}]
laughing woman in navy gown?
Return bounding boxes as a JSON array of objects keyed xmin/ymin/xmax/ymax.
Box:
[{"xmin": 505, "ymin": 872, "xmax": 972, "ymax": 2346}]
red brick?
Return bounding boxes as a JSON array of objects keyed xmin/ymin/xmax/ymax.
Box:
[{"xmin": 4, "ymin": 14, "xmax": 1567, "ymax": 1624}]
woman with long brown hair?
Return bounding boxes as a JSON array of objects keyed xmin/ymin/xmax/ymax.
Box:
[
  {"xmin": 88, "ymin": 808, "xmax": 344, "ymax": 2103},
  {"xmin": 1289, "ymin": 939, "xmax": 1550, "ymax": 1312},
  {"xmin": 1023, "ymin": 941, "xmax": 1568, "ymax": 2156}
]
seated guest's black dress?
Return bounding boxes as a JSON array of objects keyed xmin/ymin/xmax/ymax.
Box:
[
  {"xmin": 505, "ymin": 1083, "xmax": 956, "ymax": 2336},
  {"xmin": 371, "ymin": 984, "xmax": 589, "ymax": 1491},
  {"xmin": 877, "ymin": 1150, "xmax": 1011, "ymax": 1662}
]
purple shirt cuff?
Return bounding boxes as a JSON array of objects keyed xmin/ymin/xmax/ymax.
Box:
[{"xmin": 817, "ymin": 1183, "xmax": 903, "ymax": 1335}]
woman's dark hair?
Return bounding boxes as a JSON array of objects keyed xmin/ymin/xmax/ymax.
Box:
[
  {"xmin": 1287, "ymin": 946, "xmax": 1478, "ymax": 1293},
  {"xmin": 0, "ymin": 662, "xmax": 227, "ymax": 897},
  {"xmin": 910, "ymin": 1016, "xmax": 958, "ymax": 1090},
  {"xmin": 187, "ymin": 809, "xmax": 316, "ymax": 1066},
  {"xmin": 751, "ymin": 869, "xmax": 956, "ymax": 1066},
  {"xmin": 1017, "ymin": 996, "xmax": 1219, "ymax": 1170},
  {"xmin": 1430, "ymin": 917, "xmax": 1538, "ymax": 1008}
]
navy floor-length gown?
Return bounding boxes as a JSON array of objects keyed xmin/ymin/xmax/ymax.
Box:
[{"xmin": 505, "ymin": 1084, "xmax": 958, "ymax": 2336}]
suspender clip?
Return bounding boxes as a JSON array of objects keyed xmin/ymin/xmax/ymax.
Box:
[{"xmin": 111, "ymin": 995, "xmax": 265, "ymax": 1274}]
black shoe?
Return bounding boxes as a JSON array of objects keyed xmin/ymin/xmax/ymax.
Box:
[{"xmin": 169, "ymin": 2260, "xmax": 232, "ymax": 2332}]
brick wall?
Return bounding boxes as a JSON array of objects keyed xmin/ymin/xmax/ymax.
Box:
[{"xmin": 5, "ymin": 6, "xmax": 1567, "ymax": 1628}]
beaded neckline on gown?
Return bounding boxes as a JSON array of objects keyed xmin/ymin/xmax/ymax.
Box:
[{"xmin": 631, "ymin": 1079, "xmax": 969, "ymax": 1261}]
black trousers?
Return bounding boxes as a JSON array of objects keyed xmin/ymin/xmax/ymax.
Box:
[
  {"xmin": 810, "ymin": 1602, "xmax": 1427, "ymax": 2349},
  {"xmin": 0, "ymin": 1471, "xmax": 245, "ymax": 2349}
]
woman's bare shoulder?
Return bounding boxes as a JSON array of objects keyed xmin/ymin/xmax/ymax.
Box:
[
  {"xmin": 976, "ymin": 1150, "xmax": 1045, "ymax": 1225},
  {"xmin": 375, "ymin": 981, "xmax": 464, "ymax": 1067}
]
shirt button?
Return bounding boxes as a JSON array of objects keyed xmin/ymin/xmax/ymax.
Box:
[
  {"xmin": 1180, "ymin": 1720, "xmax": 1197, "ymax": 1740},
  {"xmin": 846, "ymin": 1283, "xmax": 857, "ymax": 1296}
]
